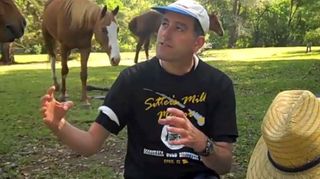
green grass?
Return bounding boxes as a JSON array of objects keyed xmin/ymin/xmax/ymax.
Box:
[{"xmin": 0, "ymin": 47, "xmax": 319, "ymax": 178}]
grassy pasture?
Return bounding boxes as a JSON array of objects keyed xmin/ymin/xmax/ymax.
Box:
[{"xmin": 0, "ymin": 47, "xmax": 319, "ymax": 178}]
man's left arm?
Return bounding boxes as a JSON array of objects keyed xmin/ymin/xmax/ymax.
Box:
[{"xmin": 199, "ymin": 140, "xmax": 234, "ymax": 174}]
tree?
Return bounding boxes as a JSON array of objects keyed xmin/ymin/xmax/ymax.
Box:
[
  {"xmin": 304, "ymin": 28, "xmax": 320, "ymax": 46},
  {"xmin": 16, "ymin": 0, "xmax": 44, "ymax": 53}
]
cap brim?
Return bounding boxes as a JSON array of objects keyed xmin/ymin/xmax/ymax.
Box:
[
  {"xmin": 246, "ymin": 137, "xmax": 320, "ymax": 179},
  {"xmin": 152, "ymin": 6, "xmax": 194, "ymax": 19}
]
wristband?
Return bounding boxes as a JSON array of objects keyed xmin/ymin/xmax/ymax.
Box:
[{"xmin": 197, "ymin": 138, "xmax": 214, "ymax": 157}]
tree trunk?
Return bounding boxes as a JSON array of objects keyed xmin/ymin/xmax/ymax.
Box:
[{"xmin": 228, "ymin": 0, "xmax": 241, "ymax": 48}]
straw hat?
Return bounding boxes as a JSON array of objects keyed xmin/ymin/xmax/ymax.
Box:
[{"xmin": 246, "ymin": 90, "xmax": 320, "ymax": 179}]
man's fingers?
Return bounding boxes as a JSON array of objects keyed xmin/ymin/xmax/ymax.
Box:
[
  {"xmin": 158, "ymin": 116, "xmax": 185, "ymax": 127},
  {"xmin": 40, "ymin": 107, "xmax": 47, "ymax": 118},
  {"xmin": 167, "ymin": 107, "xmax": 187, "ymax": 118},
  {"xmin": 47, "ymin": 86, "xmax": 56, "ymax": 97},
  {"xmin": 168, "ymin": 138, "xmax": 189, "ymax": 146},
  {"xmin": 62, "ymin": 101, "xmax": 74, "ymax": 110},
  {"xmin": 167, "ymin": 126, "xmax": 187, "ymax": 137},
  {"xmin": 41, "ymin": 86, "xmax": 56, "ymax": 105},
  {"xmin": 40, "ymin": 94, "xmax": 51, "ymax": 106},
  {"xmin": 158, "ymin": 107, "xmax": 187, "ymax": 125}
]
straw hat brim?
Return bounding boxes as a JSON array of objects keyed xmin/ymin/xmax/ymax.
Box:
[{"xmin": 246, "ymin": 137, "xmax": 320, "ymax": 179}]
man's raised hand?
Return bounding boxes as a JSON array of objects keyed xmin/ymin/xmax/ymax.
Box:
[{"xmin": 40, "ymin": 86, "xmax": 74, "ymax": 132}]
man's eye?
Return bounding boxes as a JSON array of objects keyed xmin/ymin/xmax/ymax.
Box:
[
  {"xmin": 176, "ymin": 26, "xmax": 185, "ymax": 32},
  {"xmin": 161, "ymin": 21, "xmax": 168, "ymax": 27}
]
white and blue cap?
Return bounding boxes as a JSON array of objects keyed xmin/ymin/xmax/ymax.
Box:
[{"xmin": 152, "ymin": 0, "xmax": 209, "ymax": 34}]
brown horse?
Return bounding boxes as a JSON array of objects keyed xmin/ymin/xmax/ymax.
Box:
[
  {"xmin": 42, "ymin": 0, "xmax": 121, "ymax": 105},
  {"xmin": 0, "ymin": 0, "xmax": 26, "ymax": 42},
  {"xmin": 129, "ymin": 10, "xmax": 224, "ymax": 63},
  {"xmin": 129, "ymin": 11, "xmax": 161, "ymax": 64},
  {"xmin": 0, "ymin": 0, "xmax": 26, "ymax": 65}
]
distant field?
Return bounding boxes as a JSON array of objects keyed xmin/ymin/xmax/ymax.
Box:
[
  {"xmin": 0, "ymin": 47, "xmax": 319, "ymax": 178},
  {"xmin": 4, "ymin": 46, "xmax": 319, "ymax": 71}
]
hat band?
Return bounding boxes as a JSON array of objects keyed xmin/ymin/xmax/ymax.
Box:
[{"xmin": 267, "ymin": 151, "xmax": 320, "ymax": 173}]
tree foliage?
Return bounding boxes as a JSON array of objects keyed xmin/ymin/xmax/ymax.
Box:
[
  {"xmin": 15, "ymin": 0, "xmax": 44, "ymax": 54},
  {"xmin": 304, "ymin": 28, "xmax": 320, "ymax": 45},
  {"xmin": 239, "ymin": 0, "xmax": 320, "ymax": 47},
  {"xmin": 12, "ymin": 0, "xmax": 320, "ymax": 54}
]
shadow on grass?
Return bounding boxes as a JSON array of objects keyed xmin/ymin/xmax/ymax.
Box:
[{"xmin": 0, "ymin": 59, "xmax": 319, "ymax": 179}]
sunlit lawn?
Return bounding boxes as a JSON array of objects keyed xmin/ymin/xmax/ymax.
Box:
[{"xmin": 0, "ymin": 47, "xmax": 319, "ymax": 178}]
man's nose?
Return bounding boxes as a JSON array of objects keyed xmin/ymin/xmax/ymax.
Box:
[{"xmin": 160, "ymin": 26, "xmax": 172, "ymax": 38}]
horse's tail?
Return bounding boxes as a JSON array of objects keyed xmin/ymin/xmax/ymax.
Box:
[{"xmin": 128, "ymin": 17, "xmax": 138, "ymax": 35}]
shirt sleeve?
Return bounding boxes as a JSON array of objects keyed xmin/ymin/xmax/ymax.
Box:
[
  {"xmin": 208, "ymin": 78, "xmax": 238, "ymax": 143},
  {"xmin": 95, "ymin": 70, "xmax": 132, "ymax": 135}
]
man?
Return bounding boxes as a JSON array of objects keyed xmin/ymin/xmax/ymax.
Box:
[{"xmin": 40, "ymin": 0, "xmax": 238, "ymax": 178}]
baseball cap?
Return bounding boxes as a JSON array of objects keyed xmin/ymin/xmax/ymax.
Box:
[{"xmin": 152, "ymin": 0, "xmax": 209, "ymax": 34}]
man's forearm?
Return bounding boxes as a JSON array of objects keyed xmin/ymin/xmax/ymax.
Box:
[
  {"xmin": 52, "ymin": 119, "xmax": 109, "ymax": 156},
  {"xmin": 201, "ymin": 142, "xmax": 233, "ymax": 175}
]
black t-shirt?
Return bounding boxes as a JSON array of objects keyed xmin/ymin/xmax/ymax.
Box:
[{"xmin": 96, "ymin": 57, "xmax": 238, "ymax": 179}]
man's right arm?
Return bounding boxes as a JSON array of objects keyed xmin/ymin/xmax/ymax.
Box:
[
  {"xmin": 54, "ymin": 120, "xmax": 110, "ymax": 156},
  {"xmin": 40, "ymin": 86, "xmax": 110, "ymax": 156}
]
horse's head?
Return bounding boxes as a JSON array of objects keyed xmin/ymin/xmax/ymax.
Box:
[
  {"xmin": 0, "ymin": 0, "xmax": 26, "ymax": 42},
  {"xmin": 208, "ymin": 13, "xmax": 224, "ymax": 36},
  {"xmin": 94, "ymin": 5, "xmax": 120, "ymax": 66}
]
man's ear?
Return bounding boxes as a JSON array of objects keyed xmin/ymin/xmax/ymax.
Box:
[{"xmin": 193, "ymin": 36, "xmax": 205, "ymax": 53}]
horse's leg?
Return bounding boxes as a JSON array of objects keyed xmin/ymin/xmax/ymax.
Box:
[
  {"xmin": 8, "ymin": 43, "xmax": 15, "ymax": 64},
  {"xmin": 144, "ymin": 36, "xmax": 151, "ymax": 60},
  {"xmin": 60, "ymin": 45, "xmax": 71, "ymax": 102},
  {"xmin": 134, "ymin": 37, "xmax": 145, "ymax": 64},
  {"xmin": 79, "ymin": 48, "xmax": 91, "ymax": 105},
  {"xmin": 42, "ymin": 27, "xmax": 59, "ymax": 91},
  {"xmin": 0, "ymin": 43, "xmax": 4, "ymax": 64},
  {"xmin": 1, "ymin": 43, "xmax": 11, "ymax": 64}
]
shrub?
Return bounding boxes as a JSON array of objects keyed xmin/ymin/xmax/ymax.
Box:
[{"xmin": 304, "ymin": 28, "xmax": 320, "ymax": 45}]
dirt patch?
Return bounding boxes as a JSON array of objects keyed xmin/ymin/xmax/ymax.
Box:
[
  {"xmin": 0, "ymin": 134, "xmax": 241, "ymax": 178},
  {"xmin": 0, "ymin": 135, "xmax": 126, "ymax": 178}
]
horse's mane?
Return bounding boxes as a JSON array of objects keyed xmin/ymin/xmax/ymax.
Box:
[{"xmin": 61, "ymin": 0, "xmax": 101, "ymax": 29}]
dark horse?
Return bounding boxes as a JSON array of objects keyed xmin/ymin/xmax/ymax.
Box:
[
  {"xmin": 129, "ymin": 10, "xmax": 224, "ymax": 64},
  {"xmin": 0, "ymin": 0, "xmax": 26, "ymax": 64},
  {"xmin": 42, "ymin": 0, "xmax": 121, "ymax": 105}
]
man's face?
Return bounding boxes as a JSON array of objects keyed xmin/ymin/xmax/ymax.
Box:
[{"xmin": 156, "ymin": 12, "xmax": 201, "ymax": 62}]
